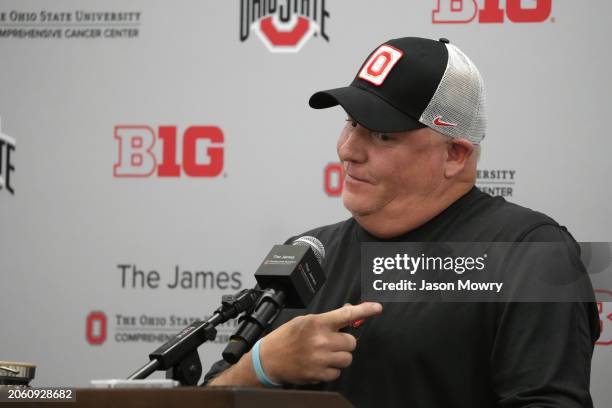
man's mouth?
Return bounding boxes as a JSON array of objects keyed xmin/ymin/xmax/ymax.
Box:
[{"xmin": 346, "ymin": 172, "xmax": 372, "ymax": 184}]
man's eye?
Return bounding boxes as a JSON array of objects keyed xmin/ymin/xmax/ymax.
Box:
[
  {"xmin": 372, "ymin": 132, "xmax": 392, "ymax": 142},
  {"xmin": 345, "ymin": 118, "xmax": 357, "ymax": 127}
]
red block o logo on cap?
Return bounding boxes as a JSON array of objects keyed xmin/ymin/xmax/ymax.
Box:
[{"xmin": 358, "ymin": 45, "xmax": 403, "ymax": 86}]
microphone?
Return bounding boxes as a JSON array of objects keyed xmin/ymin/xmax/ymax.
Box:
[{"xmin": 222, "ymin": 236, "xmax": 326, "ymax": 364}]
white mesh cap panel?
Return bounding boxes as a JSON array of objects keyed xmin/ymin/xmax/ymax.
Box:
[{"xmin": 419, "ymin": 44, "xmax": 486, "ymax": 144}]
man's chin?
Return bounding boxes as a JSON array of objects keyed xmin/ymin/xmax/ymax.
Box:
[{"xmin": 342, "ymin": 195, "xmax": 377, "ymax": 218}]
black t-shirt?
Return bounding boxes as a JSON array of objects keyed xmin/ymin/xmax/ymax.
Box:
[{"xmin": 204, "ymin": 187, "xmax": 600, "ymax": 408}]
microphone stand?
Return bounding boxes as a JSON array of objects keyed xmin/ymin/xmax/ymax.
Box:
[
  {"xmin": 126, "ymin": 288, "xmax": 262, "ymax": 385},
  {"xmin": 222, "ymin": 286, "xmax": 287, "ymax": 364}
]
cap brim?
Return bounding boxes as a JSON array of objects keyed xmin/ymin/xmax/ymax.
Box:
[{"xmin": 309, "ymin": 86, "xmax": 426, "ymax": 133}]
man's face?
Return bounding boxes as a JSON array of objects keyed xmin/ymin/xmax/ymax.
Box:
[{"xmin": 337, "ymin": 118, "xmax": 448, "ymax": 218}]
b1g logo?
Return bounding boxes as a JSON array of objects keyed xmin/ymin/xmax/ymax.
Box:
[
  {"xmin": 0, "ymin": 116, "xmax": 16, "ymax": 195},
  {"xmin": 113, "ymin": 125, "xmax": 224, "ymax": 178},
  {"xmin": 596, "ymin": 289, "xmax": 612, "ymax": 346},
  {"xmin": 240, "ymin": 0, "xmax": 330, "ymax": 53},
  {"xmin": 432, "ymin": 0, "xmax": 552, "ymax": 24},
  {"xmin": 324, "ymin": 162, "xmax": 344, "ymax": 197},
  {"xmin": 86, "ymin": 311, "xmax": 107, "ymax": 345}
]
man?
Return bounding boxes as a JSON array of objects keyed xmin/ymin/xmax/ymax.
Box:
[{"xmin": 204, "ymin": 37, "xmax": 600, "ymax": 407}]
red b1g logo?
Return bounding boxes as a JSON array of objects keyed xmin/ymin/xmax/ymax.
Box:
[
  {"xmin": 596, "ymin": 289, "xmax": 612, "ymax": 346},
  {"xmin": 114, "ymin": 125, "xmax": 224, "ymax": 178},
  {"xmin": 86, "ymin": 311, "xmax": 107, "ymax": 345},
  {"xmin": 433, "ymin": 0, "xmax": 552, "ymax": 24}
]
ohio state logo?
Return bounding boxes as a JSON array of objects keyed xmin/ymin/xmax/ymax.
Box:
[
  {"xmin": 0, "ymin": 116, "xmax": 16, "ymax": 195},
  {"xmin": 113, "ymin": 125, "xmax": 224, "ymax": 178},
  {"xmin": 86, "ymin": 311, "xmax": 107, "ymax": 345},
  {"xmin": 240, "ymin": 0, "xmax": 330, "ymax": 53},
  {"xmin": 324, "ymin": 162, "xmax": 344, "ymax": 197},
  {"xmin": 432, "ymin": 0, "xmax": 552, "ymax": 24},
  {"xmin": 358, "ymin": 45, "xmax": 403, "ymax": 86}
]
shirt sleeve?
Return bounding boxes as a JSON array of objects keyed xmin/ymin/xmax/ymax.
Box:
[
  {"xmin": 491, "ymin": 224, "xmax": 600, "ymax": 407},
  {"xmin": 201, "ymin": 359, "xmax": 232, "ymax": 386}
]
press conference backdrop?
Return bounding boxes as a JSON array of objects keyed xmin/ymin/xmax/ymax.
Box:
[{"xmin": 0, "ymin": 0, "xmax": 611, "ymax": 404}]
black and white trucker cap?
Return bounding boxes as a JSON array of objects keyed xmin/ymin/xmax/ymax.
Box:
[{"xmin": 309, "ymin": 37, "xmax": 486, "ymax": 144}]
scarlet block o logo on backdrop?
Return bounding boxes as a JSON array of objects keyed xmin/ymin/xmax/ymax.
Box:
[
  {"xmin": 86, "ymin": 311, "xmax": 107, "ymax": 345},
  {"xmin": 113, "ymin": 125, "xmax": 224, "ymax": 178},
  {"xmin": 432, "ymin": 0, "xmax": 552, "ymax": 24},
  {"xmin": 239, "ymin": 0, "xmax": 331, "ymax": 53},
  {"xmin": 324, "ymin": 162, "xmax": 344, "ymax": 197}
]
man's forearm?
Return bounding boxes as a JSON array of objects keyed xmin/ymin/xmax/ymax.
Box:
[{"xmin": 208, "ymin": 351, "xmax": 263, "ymax": 387}]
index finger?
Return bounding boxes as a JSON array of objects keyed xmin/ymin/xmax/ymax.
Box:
[{"xmin": 318, "ymin": 302, "xmax": 383, "ymax": 330}]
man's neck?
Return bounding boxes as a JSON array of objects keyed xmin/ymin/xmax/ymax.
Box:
[{"xmin": 353, "ymin": 182, "xmax": 475, "ymax": 239}]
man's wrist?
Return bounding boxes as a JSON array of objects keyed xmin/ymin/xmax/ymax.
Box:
[{"xmin": 252, "ymin": 338, "xmax": 282, "ymax": 387}]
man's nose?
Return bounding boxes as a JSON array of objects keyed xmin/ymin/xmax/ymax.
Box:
[{"xmin": 338, "ymin": 126, "xmax": 367, "ymax": 163}]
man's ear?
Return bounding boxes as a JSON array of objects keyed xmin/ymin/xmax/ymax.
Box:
[{"xmin": 444, "ymin": 138, "xmax": 474, "ymax": 178}]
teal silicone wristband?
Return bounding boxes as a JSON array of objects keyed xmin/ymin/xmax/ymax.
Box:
[{"xmin": 252, "ymin": 338, "xmax": 282, "ymax": 388}]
